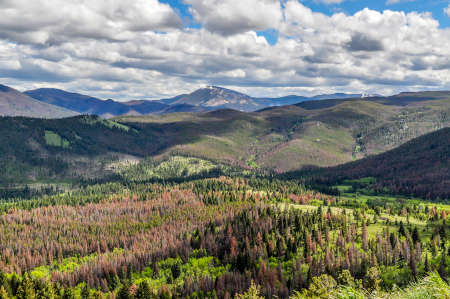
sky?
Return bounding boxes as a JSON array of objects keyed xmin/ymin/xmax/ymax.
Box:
[{"xmin": 1, "ymin": 0, "xmax": 450, "ymax": 100}]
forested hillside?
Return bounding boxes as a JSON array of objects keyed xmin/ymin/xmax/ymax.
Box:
[
  {"xmin": 0, "ymin": 112, "xmax": 448, "ymax": 299},
  {"xmin": 285, "ymin": 128, "xmax": 450, "ymax": 200},
  {"xmin": 118, "ymin": 96, "xmax": 449, "ymax": 172},
  {"xmin": 0, "ymin": 174, "xmax": 447, "ymax": 298},
  {"xmin": 1, "ymin": 92, "xmax": 448, "ymax": 187},
  {"xmin": 2, "ymin": 1, "xmax": 450, "ymax": 298}
]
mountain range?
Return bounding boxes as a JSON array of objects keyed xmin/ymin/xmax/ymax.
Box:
[
  {"xmin": 0, "ymin": 82, "xmax": 395, "ymax": 118},
  {"xmin": 23, "ymin": 88, "xmax": 204, "ymax": 118},
  {"xmin": 1, "ymin": 87, "xmax": 448, "ymax": 185},
  {"xmin": 1, "ymin": 81, "xmax": 449, "ymax": 191},
  {"xmin": 1, "ymin": 85, "xmax": 369, "ymax": 118}
]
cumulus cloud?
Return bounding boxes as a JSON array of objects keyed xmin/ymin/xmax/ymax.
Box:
[
  {"xmin": 346, "ymin": 32, "xmax": 384, "ymax": 52},
  {"xmin": 0, "ymin": 0, "xmax": 450, "ymax": 100},
  {"xmin": 445, "ymin": 5, "xmax": 450, "ymax": 17},
  {"xmin": 185, "ymin": 0, "xmax": 283, "ymax": 36},
  {"xmin": 0, "ymin": 0, "xmax": 182, "ymax": 45}
]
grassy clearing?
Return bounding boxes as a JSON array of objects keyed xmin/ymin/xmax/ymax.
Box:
[
  {"xmin": 44, "ymin": 130, "xmax": 70, "ymax": 148},
  {"xmin": 283, "ymin": 193, "xmax": 448, "ymax": 242},
  {"xmin": 118, "ymin": 155, "xmax": 233, "ymax": 181}
]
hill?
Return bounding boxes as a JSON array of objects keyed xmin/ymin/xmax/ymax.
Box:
[
  {"xmin": 294, "ymin": 90, "xmax": 450, "ymax": 110},
  {"xmin": 375, "ymin": 90, "xmax": 450, "ymax": 106},
  {"xmin": 285, "ymin": 128, "xmax": 450, "ymax": 200},
  {"xmin": 1, "ymin": 91, "xmax": 448, "ymax": 185},
  {"xmin": 118, "ymin": 95, "xmax": 448, "ymax": 172},
  {"xmin": 0, "ymin": 114, "xmax": 181, "ymax": 184},
  {"xmin": 0, "ymin": 85, "xmax": 77, "ymax": 118}
]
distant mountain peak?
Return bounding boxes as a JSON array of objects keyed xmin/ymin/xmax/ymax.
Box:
[{"xmin": 164, "ymin": 85, "xmax": 255, "ymax": 110}]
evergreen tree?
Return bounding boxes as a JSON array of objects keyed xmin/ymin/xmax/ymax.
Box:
[
  {"xmin": 438, "ymin": 251, "xmax": 448, "ymax": 280},
  {"xmin": 399, "ymin": 221, "xmax": 406, "ymax": 237},
  {"xmin": 15, "ymin": 274, "xmax": 36, "ymax": 299},
  {"xmin": 91, "ymin": 290, "xmax": 105, "ymax": 299},
  {"xmin": 135, "ymin": 281, "xmax": 152, "ymax": 299},
  {"xmin": 81, "ymin": 284, "xmax": 90, "ymax": 299},
  {"xmin": 412, "ymin": 227, "xmax": 420, "ymax": 244},
  {"xmin": 424, "ymin": 254, "xmax": 430, "ymax": 273},
  {"xmin": 36, "ymin": 281, "xmax": 57, "ymax": 299},
  {"xmin": 117, "ymin": 282, "xmax": 132, "ymax": 299},
  {"xmin": 62, "ymin": 288, "xmax": 76, "ymax": 299},
  {"xmin": 234, "ymin": 281, "xmax": 264, "ymax": 299}
]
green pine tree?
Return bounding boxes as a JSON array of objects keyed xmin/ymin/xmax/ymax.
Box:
[
  {"xmin": 36, "ymin": 281, "xmax": 57, "ymax": 299},
  {"xmin": 62, "ymin": 288, "xmax": 76, "ymax": 299},
  {"xmin": 80, "ymin": 284, "xmax": 90, "ymax": 299},
  {"xmin": 117, "ymin": 283, "xmax": 132, "ymax": 299},
  {"xmin": 16, "ymin": 274, "xmax": 36, "ymax": 299},
  {"xmin": 135, "ymin": 281, "xmax": 152, "ymax": 299}
]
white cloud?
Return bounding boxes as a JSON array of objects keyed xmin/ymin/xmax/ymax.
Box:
[
  {"xmin": 185, "ymin": 0, "xmax": 283, "ymax": 35},
  {"xmin": 0, "ymin": 0, "xmax": 182, "ymax": 45},
  {"xmin": 445, "ymin": 5, "xmax": 450, "ymax": 17},
  {"xmin": 0, "ymin": 0, "xmax": 450, "ymax": 100}
]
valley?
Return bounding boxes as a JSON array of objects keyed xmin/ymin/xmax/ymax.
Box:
[
  {"xmin": 0, "ymin": 154, "xmax": 447, "ymax": 298},
  {"xmin": 0, "ymin": 84, "xmax": 449, "ymax": 299},
  {"xmin": 2, "ymin": 1, "xmax": 450, "ymax": 297}
]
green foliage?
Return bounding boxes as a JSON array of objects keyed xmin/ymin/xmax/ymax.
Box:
[
  {"xmin": 119, "ymin": 156, "xmax": 226, "ymax": 181},
  {"xmin": 45, "ymin": 130, "xmax": 70, "ymax": 148},
  {"xmin": 289, "ymin": 272, "xmax": 449, "ymax": 299},
  {"xmin": 135, "ymin": 281, "xmax": 153, "ymax": 299},
  {"xmin": 386, "ymin": 272, "xmax": 450, "ymax": 299},
  {"xmin": 15, "ymin": 274, "xmax": 36, "ymax": 299},
  {"xmin": 0, "ymin": 148, "xmax": 447, "ymax": 299},
  {"xmin": 3, "ymin": 93, "xmax": 450, "ymax": 186},
  {"xmin": 300, "ymin": 274, "xmax": 338, "ymax": 298},
  {"xmin": 0, "ymin": 286, "xmax": 10, "ymax": 299},
  {"xmin": 364, "ymin": 267, "xmax": 382, "ymax": 292},
  {"xmin": 30, "ymin": 253, "xmax": 101, "ymax": 279},
  {"xmin": 234, "ymin": 281, "xmax": 264, "ymax": 299},
  {"xmin": 132, "ymin": 255, "xmax": 228, "ymax": 292},
  {"xmin": 116, "ymin": 282, "xmax": 132, "ymax": 299}
]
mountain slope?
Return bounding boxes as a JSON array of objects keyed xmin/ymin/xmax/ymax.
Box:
[
  {"xmin": 25, "ymin": 88, "xmax": 170, "ymax": 117},
  {"xmin": 1, "ymin": 92, "xmax": 448, "ymax": 184},
  {"xmin": 285, "ymin": 128, "xmax": 450, "ymax": 200},
  {"xmin": 294, "ymin": 91, "xmax": 450, "ymax": 110},
  {"xmin": 25, "ymin": 88, "xmax": 216, "ymax": 117},
  {"xmin": 163, "ymin": 86, "xmax": 260, "ymax": 111},
  {"xmin": 117, "ymin": 95, "xmax": 449, "ymax": 172},
  {"xmin": 25, "ymin": 85, "xmax": 376, "ymax": 116},
  {"xmin": 163, "ymin": 86, "xmax": 365, "ymax": 112},
  {"xmin": 374, "ymin": 90, "xmax": 450, "ymax": 106},
  {"xmin": 0, "ymin": 85, "xmax": 77, "ymax": 118}
]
